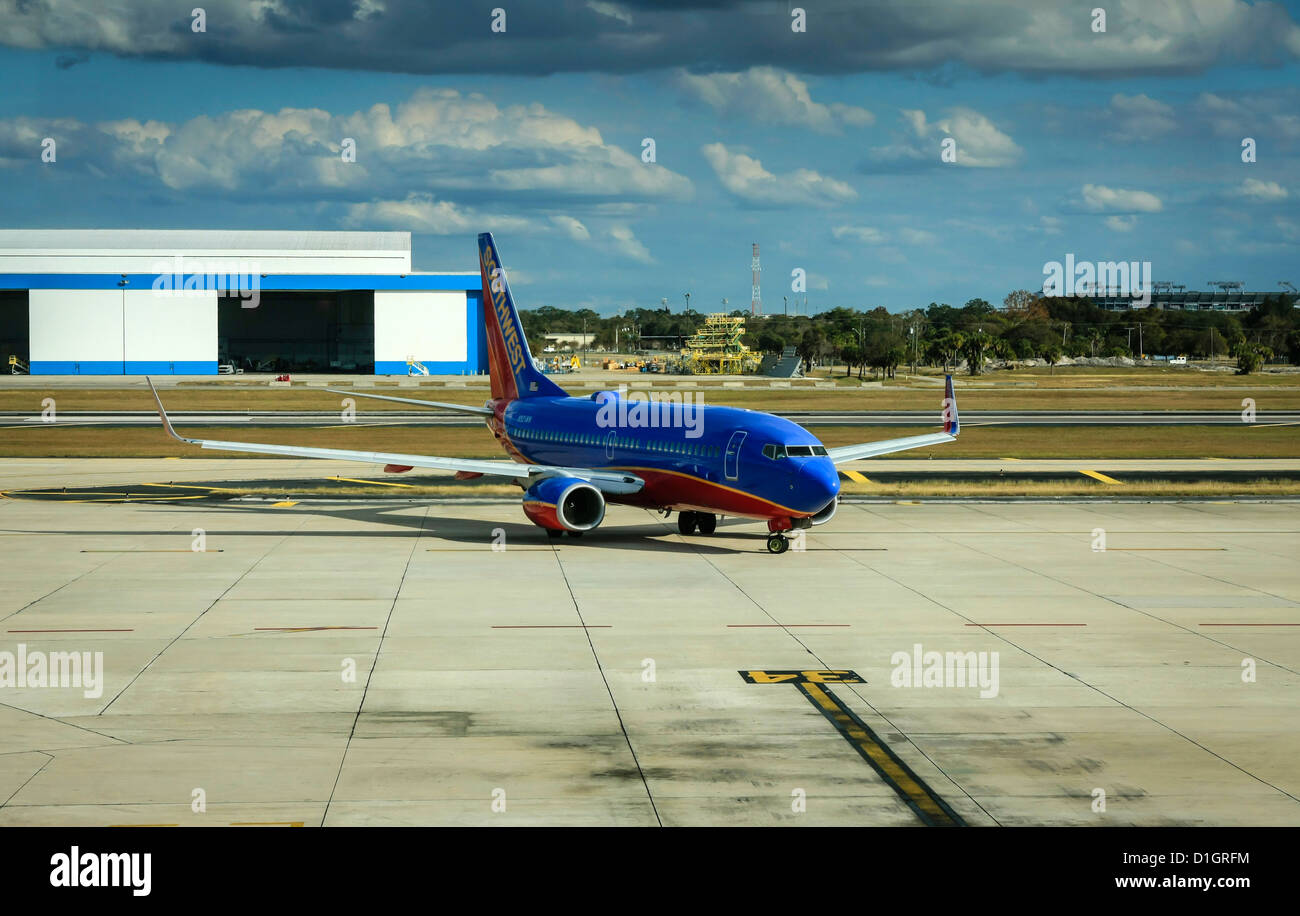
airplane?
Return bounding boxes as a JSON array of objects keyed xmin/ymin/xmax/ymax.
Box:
[{"xmin": 147, "ymin": 232, "xmax": 960, "ymax": 555}]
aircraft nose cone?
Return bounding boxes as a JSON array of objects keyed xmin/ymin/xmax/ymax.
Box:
[{"xmin": 797, "ymin": 458, "xmax": 840, "ymax": 513}]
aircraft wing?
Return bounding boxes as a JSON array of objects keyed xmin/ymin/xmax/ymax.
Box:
[
  {"xmin": 146, "ymin": 379, "xmax": 643, "ymax": 495},
  {"xmin": 320, "ymin": 388, "xmax": 495, "ymax": 417},
  {"xmin": 827, "ymin": 374, "xmax": 960, "ymax": 464}
]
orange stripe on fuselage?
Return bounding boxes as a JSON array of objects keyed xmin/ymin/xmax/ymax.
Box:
[{"xmin": 493, "ymin": 424, "xmax": 807, "ymax": 520}]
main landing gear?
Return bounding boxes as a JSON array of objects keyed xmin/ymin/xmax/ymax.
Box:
[
  {"xmin": 766, "ymin": 533, "xmax": 790, "ymax": 554},
  {"xmin": 677, "ymin": 511, "xmax": 718, "ymax": 536}
]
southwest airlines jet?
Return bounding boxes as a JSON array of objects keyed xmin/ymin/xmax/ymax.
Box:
[{"xmin": 149, "ymin": 232, "xmax": 960, "ymax": 554}]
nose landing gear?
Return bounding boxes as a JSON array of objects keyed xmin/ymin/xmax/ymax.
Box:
[{"xmin": 766, "ymin": 533, "xmax": 790, "ymax": 554}]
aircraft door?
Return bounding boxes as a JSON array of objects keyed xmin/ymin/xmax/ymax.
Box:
[{"xmin": 724, "ymin": 430, "xmax": 747, "ymax": 481}]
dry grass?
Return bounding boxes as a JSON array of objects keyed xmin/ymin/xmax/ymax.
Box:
[
  {"xmin": 4, "ymin": 369, "xmax": 1300, "ymax": 414},
  {"xmin": 2, "ymin": 423, "xmax": 1296, "ymax": 459}
]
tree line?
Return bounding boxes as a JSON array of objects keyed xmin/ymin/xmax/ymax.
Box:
[{"xmin": 519, "ymin": 291, "xmax": 1300, "ymax": 375}]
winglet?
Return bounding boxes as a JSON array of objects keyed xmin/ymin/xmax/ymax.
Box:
[
  {"xmin": 145, "ymin": 377, "xmax": 187, "ymax": 444},
  {"xmin": 942, "ymin": 374, "xmax": 959, "ymax": 436}
]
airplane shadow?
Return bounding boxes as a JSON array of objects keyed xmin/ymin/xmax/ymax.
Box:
[{"xmin": 12, "ymin": 498, "xmax": 769, "ymax": 555}]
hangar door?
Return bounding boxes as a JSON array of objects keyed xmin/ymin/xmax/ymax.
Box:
[
  {"xmin": 218, "ymin": 291, "xmax": 374, "ymax": 374},
  {"xmin": 0, "ymin": 291, "xmax": 27, "ymax": 373}
]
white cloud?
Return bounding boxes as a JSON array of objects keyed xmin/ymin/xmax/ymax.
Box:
[
  {"xmin": 832, "ymin": 225, "xmax": 933, "ymax": 246},
  {"xmin": 607, "ymin": 225, "xmax": 653, "ymax": 263},
  {"xmin": 12, "ymin": 88, "xmax": 693, "ymax": 204},
  {"xmin": 1080, "ymin": 183, "xmax": 1164, "ymax": 213},
  {"xmin": 871, "ymin": 106, "xmax": 1021, "ymax": 168},
  {"xmin": 898, "ymin": 227, "xmax": 937, "ymax": 246},
  {"xmin": 701, "ymin": 143, "xmax": 856, "ymax": 207},
  {"xmin": 676, "ymin": 67, "xmax": 872, "ymax": 133},
  {"xmin": 1107, "ymin": 93, "xmax": 1176, "ymax": 139},
  {"xmin": 1236, "ymin": 178, "xmax": 1288, "ymax": 202},
  {"xmin": 1105, "ymin": 215, "xmax": 1138, "ymax": 232},
  {"xmin": 550, "ymin": 215, "xmax": 591, "ymax": 240},
  {"xmin": 586, "ymin": 2, "xmax": 632, "ymax": 26},
  {"xmin": 832, "ymin": 226, "xmax": 886, "ymax": 244},
  {"xmin": 346, "ymin": 193, "xmax": 537, "ymax": 235},
  {"xmin": 1037, "ymin": 216, "xmax": 1063, "ymax": 235}
]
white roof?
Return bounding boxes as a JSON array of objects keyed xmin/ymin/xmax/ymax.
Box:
[
  {"xmin": 0, "ymin": 229, "xmax": 409, "ymax": 251},
  {"xmin": 0, "ymin": 229, "xmax": 412, "ymax": 274}
]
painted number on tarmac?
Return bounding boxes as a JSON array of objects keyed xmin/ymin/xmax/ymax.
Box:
[{"xmin": 739, "ymin": 669, "xmax": 863, "ymax": 684}]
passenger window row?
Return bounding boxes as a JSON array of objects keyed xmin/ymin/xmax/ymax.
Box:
[{"xmin": 506, "ymin": 425, "xmax": 721, "ymax": 459}]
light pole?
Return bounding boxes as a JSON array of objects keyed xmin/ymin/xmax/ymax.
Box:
[{"xmin": 684, "ymin": 292, "xmax": 690, "ymax": 312}]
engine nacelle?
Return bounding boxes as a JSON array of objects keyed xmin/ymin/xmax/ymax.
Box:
[
  {"xmin": 809, "ymin": 495, "xmax": 838, "ymax": 526},
  {"xmin": 522, "ymin": 477, "xmax": 606, "ymax": 532}
]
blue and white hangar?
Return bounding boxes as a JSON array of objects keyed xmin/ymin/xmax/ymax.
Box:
[{"xmin": 0, "ymin": 230, "xmax": 487, "ymax": 375}]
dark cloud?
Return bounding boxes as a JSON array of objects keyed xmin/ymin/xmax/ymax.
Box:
[{"xmin": 3, "ymin": 0, "xmax": 1298, "ymax": 78}]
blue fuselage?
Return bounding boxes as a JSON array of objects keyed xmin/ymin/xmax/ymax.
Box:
[{"xmin": 492, "ymin": 392, "xmax": 840, "ymax": 520}]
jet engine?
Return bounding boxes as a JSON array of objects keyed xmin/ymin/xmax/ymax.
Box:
[
  {"xmin": 809, "ymin": 495, "xmax": 838, "ymax": 526},
  {"xmin": 522, "ymin": 477, "xmax": 606, "ymax": 532}
]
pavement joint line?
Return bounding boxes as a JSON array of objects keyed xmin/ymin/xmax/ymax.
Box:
[
  {"xmin": 0, "ymin": 754, "xmax": 53, "ymax": 810},
  {"xmin": 320, "ymin": 505, "xmax": 429, "ymax": 827},
  {"xmin": 681, "ymin": 525, "xmax": 976, "ymax": 826},
  {"xmin": 254, "ymin": 626, "xmax": 379, "ymax": 631},
  {"xmin": 549, "ymin": 541, "xmax": 661, "ymax": 826},
  {"xmin": 0, "ymin": 550, "xmax": 120, "ymax": 623},
  {"xmin": 98, "ymin": 520, "xmax": 307, "ymax": 715},
  {"xmin": 939, "ymin": 532, "xmax": 1300, "ymax": 802}
]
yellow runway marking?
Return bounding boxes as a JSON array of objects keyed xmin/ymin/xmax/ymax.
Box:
[
  {"xmin": 1080, "ymin": 469, "xmax": 1123, "ymax": 485},
  {"xmin": 271, "ymin": 501, "xmax": 298, "ymax": 507},
  {"xmin": 842, "ymin": 470, "xmax": 871, "ymax": 484},
  {"xmin": 329, "ymin": 475, "xmax": 420, "ymax": 489},
  {"xmin": 740, "ymin": 669, "xmax": 964, "ymax": 827}
]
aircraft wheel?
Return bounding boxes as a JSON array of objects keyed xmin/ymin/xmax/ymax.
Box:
[
  {"xmin": 696, "ymin": 513, "xmax": 717, "ymax": 535},
  {"xmin": 677, "ymin": 512, "xmax": 698, "ymax": 535},
  {"xmin": 766, "ymin": 533, "xmax": 789, "ymax": 554}
]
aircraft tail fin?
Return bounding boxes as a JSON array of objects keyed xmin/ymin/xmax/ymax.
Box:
[
  {"xmin": 942, "ymin": 373, "xmax": 959, "ymax": 436},
  {"xmin": 478, "ymin": 232, "xmax": 568, "ymax": 402}
]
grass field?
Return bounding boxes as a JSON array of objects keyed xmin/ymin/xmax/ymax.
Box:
[
  {"xmin": 1, "ymin": 422, "xmax": 1296, "ymax": 459},
  {"xmin": 3, "ymin": 377, "xmax": 1300, "ymax": 412}
]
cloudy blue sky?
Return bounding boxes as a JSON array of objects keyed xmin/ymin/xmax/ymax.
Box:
[{"xmin": 1, "ymin": 0, "xmax": 1297, "ymax": 315}]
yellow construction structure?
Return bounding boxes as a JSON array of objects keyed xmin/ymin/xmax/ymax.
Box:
[{"xmin": 680, "ymin": 313, "xmax": 760, "ymax": 375}]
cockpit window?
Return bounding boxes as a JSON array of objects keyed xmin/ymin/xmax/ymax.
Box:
[
  {"xmin": 781, "ymin": 444, "xmax": 828, "ymax": 457},
  {"xmin": 762, "ymin": 444, "xmax": 786, "ymax": 460}
]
